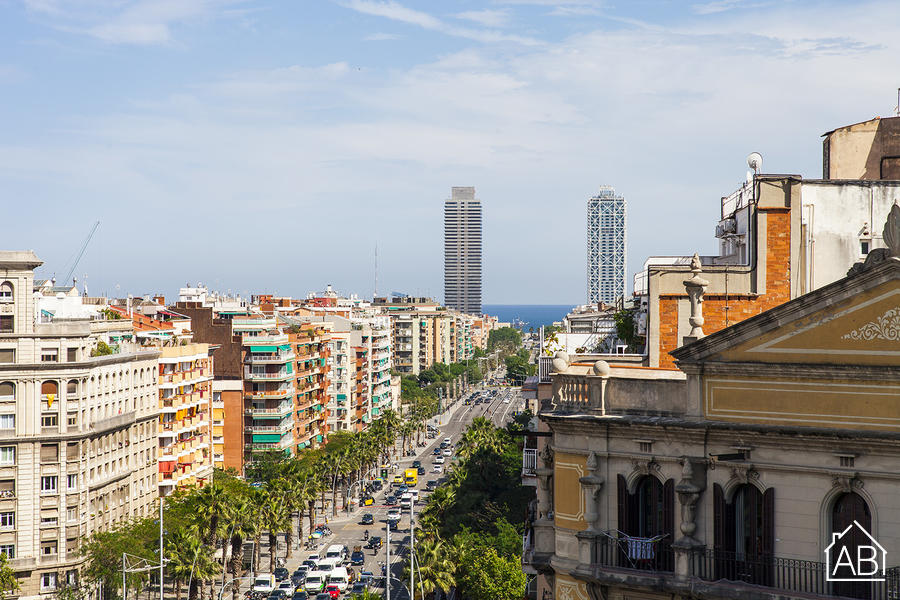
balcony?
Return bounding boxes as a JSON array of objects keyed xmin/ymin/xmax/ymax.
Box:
[
  {"xmin": 246, "ymin": 421, "xmax": 293, "ymax": 434},
  {"xmin": 244, "ymin": 388, "xmax": 292, "ymax": 400},
  {"xmin": 244, "ymin": 402, "xmax": 293, "ymax": 417},
  {"xmin": 522, "ymin": 448, "xmax": 537, "ymax": 477},
  {"xmin": 246, "ymin": 352, "xmax": 295, "ymax": 364},
  {"xmin": 244, "ymin": 368, "xmax": 292, "ymax": 382}
]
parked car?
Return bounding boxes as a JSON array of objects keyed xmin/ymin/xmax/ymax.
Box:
[{"xmin": 360, "ymin": 513, "xmax": 374, "ymax": 525}]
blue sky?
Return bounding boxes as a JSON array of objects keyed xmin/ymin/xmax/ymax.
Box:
[{"xmin": 2, "ymin": 0, "xmax": 897, "ymax": 304}]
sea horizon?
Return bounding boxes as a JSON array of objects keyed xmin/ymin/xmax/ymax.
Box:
[{"xmin": 483, "ymin": 303, "xmax": 575, "ymax": 330}]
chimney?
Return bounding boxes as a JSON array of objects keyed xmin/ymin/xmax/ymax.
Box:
[{"xmin": 154, "ymin": 295, "xmax": 166, "ymax": 306}]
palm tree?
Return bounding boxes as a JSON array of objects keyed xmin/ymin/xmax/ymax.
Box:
[
  {"xmin": 222, "ymin": 492, "xmax": 255, "ymax": 600},
  {"xmin": 248, "ymin": 487, "xmax": 268, "ymax": 573},
  {"xmin": 413, "ymin": 538, "xmax": 456, "ymax": 599},
  {"xmin": 260, "ymin": 491, "xmax": 290, "ymax": 572},
  {"xmin": 166, "ymin": 530, "xmax": 221, "ymax": 600},
  {"xmin": 190, "ymin": 483, "xmax": 228, "ymax": 563}
]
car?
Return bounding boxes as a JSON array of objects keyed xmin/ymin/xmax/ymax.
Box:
[
  {"xmin": 350, "ymin": 549, "xmax": 365, "ymax": 565},
  {"xmin": 301, "ymin": 559, "xmax": 317, "ymax": 571},
  {"xmin": 367, "ymin": 536, "xmax": 382, "ymax": 550},
  {"xmin": 359, "ymin": 496, "xmax": 374, "ymax": 507},
  {"xmin": 392, "ymin": 475, "xmax": 404, "ymax": 484},
  {"xmin": 396, "ymin": 484, "xmax": 408, "ymax": 495},
  {"xmin": 276, "ymin": 582, "xmax": 294, "ymax": 596},
  {"xmin": 314, "ymin": 594, "xmax": 330, "ymax": 600},
  {"xmin": 291, "ymin": 574, "xmax": 305, "ymax": 587},
  {"xmin": 426, "ymin": 480, "xmax": 438, "ymax": 490},
  {"xmin": 434, "ymin": 456, "xmax": 445, "ymax": 464},
  {"xmin": 433, "ymin": 447, "xmax": 441, "ymax": 455},
  {"xmin": 409, "ymin": 489, "xmax": 420, "ymax": 502},
  {"xmin": 268, "ymin": 590, "xmax": 288, "ymax": 600},
  {"xmin": 432, "ymin": 464, "xmax": 443, "ymax": 473},
  {"xmin": 253, "ymin": 574, "xmax": 277, "ymax": 595},
  {"xmin": 360, "ymin": 513, "xmax": 374, "ymax": 525},
  {"xmin": 444, "ymin": 437, "xmax": 452, "ymax": 444},
  {"xmin": 412, "ymin": 460, "xmax": 421, "ymax": 468},
  {"xmin": 442, "ymin": 448, "xmax": 452, "ymax": 456},
  {"xmin": 349, "ymin": 582, "xmax": 367, "ymax": 595},
  {"xmin": 417, "ymin": 466, "xmax": 426, "ymax": 475},
  {"xmin": 386, "ymin": 508, "xmax": 401, "ymax": 522},
  {"xmin": 324, "ymin": 585, "xmax": 341, "ymax": 599},
  {"xmin": 291, "ymin": 592, "xmax": 309, "ymax": 600},
  {"xmin": 273, "ymin": 567, "xmax": 289, "ymax": 581},
  {"xmin": 384, "ymin": 494, "xmax": 397, "ymax": 505}
]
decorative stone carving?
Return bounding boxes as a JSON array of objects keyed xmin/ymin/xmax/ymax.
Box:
[
  {"xmin": 540, "ymin": 443, "xmax": 555, "ymax": 468},
  {"xmin": 832, "ymin": 473, "xmax": 864, "ymax": 493},
  {"xmin": 631, "ymin": 457, "xmax": 661, "ymax": 478},
  {"xmin": 551, "ymin": 351, "xmax": 570, "ymax": 373},
  {"xmin": 674, "ymin": 457, "xmax": 708, "ymax": 548},
  {"xmin": 842, "ymin": 306, "xmax": 900, "ymax": 341},
  {"xmin": 579, "ymin": 452, "xmax": 605, "ymax": 531},
  {"xmin": 847, "ymin": 202, "xmax": 900, "ymax": 276},
  {"xmin": 683, "ymin": 252, "xmax": 710, "ymax": 340},
  {"xmin": 730, "ymin": 464, "xmax": 759, "ymax": 485},
  {"xmin": 592, "ymin": 360, "xmax": 610, "ymax": 376}
]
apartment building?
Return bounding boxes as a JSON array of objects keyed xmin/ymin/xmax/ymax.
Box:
[
  {"xmin": 290, "ymin": 323, "xmax": 330, "ymax": 450},
  {"xmin": 237, "ymin": 317, "xmax": 295, "ymax": 459},
  {"xmin": 525, "ymin": 212, "xmax": 900, "ymax": 600},
  {"xmin": 0, "ymin": 252, "xmax": 159, "ymax": 598},
  {"xmin": 156, "ymin": 345, "xmax": 213, "ymax": 495}
]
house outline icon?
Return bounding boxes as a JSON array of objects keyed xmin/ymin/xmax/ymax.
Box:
[{"xmin": 824, "ymin": 520, "xmax": 886, "ymax": 582}]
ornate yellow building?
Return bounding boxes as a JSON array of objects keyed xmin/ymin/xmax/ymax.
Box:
[{"xmin": 526, "ymin": 207, "xmax": 900, "ymax": 600}]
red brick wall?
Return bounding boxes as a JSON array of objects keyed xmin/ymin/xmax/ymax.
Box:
[{"xmin": 658, "ymin": 209, "xmax": 791, "ymax": 368}]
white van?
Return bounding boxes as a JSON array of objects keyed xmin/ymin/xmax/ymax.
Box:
[
  {"xmin": 316, "ymin": 557, "xmax": 340, "ymax": 574},
  {"xmin": 328, "ymin": 567, "xmax": 350, "ymax": 593},
  {"xmin": 303, "ymin": 571, "xmax": 327, "ymax": 594},
  {"xmin": 324, "ymin": 544, "xmax": 346, "ymax": 562},
  {"xmin": 252, "ymin": 574, "xmax": 276, "ymax": 594}
]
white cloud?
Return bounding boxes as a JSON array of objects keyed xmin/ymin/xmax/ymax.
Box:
[
  {"xmin": 454, "ymin": 9, "xmax": 511, "ymax": 28},
  {"xmin": 21, "ymin": 0, "xmax": 248, "ymax": 45},
  {"xmin": 341, "ymin": 0, "xmax": 542, "ymax": 45}
]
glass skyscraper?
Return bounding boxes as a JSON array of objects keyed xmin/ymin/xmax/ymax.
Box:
[
  {"xmin": 444, "ymin": 186, "xmax": 482, "ymax": 314},
  {"xmin": 587, "ymin": 186, "xmax": 626, "ymax": 305}
]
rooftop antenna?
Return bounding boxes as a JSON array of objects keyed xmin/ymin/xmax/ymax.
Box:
[
  {"xmin": 374, "ymin": 243, "xmax": 379, "ymax": 299},
  {"xmin": 895, "ymin": 88, "xmax": 900, "ymax": 117}
]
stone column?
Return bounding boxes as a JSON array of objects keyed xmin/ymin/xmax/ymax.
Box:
[
  {"xmin": 533, "ymin": 444, "xmax": 557, "ymax": 556},
  {"xmin": 673, "ymin": 457, "xmax": 707, "ymax": 578},
  {"xmin": 577, "ymin": 451, "xmax": 604, "ymax": 566}
]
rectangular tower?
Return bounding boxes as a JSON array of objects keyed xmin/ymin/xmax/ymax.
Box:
[
  {"xmin": 444, "ymin": 186, "xmax": 483, "ymax": 314},
  {"xmin": 587, "ymin": 186, "xmax": 626, "ymax": 305}
]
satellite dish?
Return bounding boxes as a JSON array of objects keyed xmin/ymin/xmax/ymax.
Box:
[{"xmin": 747, "ymin": 152, "xmax": 763, "ymax": 173}]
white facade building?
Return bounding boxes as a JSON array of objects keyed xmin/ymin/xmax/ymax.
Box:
[{"xmin": 444, "ymin": 186, "xmax": 483, "ymax": 315}]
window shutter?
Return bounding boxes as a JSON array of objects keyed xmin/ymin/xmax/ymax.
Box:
[
  {"xmin": 617, "ymin": 474, "xmax": 628, "ymax": 534},
  {"xmin": 663, "ymin": 478, "xmax": 675, "ymax": 539},
  {"xmin": 713, "ymin": 483, "xmax": 725, "ymax": 551},
  {"xmin": 762, "ymin": 487, "xmax": 775, "ymax": 557}
]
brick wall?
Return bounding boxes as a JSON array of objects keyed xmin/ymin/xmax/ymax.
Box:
[{"xmin": 658, "ymin": 209, "xmax": 792, "ymax": 368}]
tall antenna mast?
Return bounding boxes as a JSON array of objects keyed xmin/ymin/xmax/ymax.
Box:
[
  {"xmin": 374, "ymin": 243, "xmax": 379, "ymax": 299},
  {"xmin": 895, "ymin": 87, "xmax": 900, "ymax": 117}
]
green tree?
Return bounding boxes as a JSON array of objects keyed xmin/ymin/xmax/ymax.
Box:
[
  {"xmin": 614, "ymin": 309, "xmax": 640, "ymax": 351},
  {"xmin": 487, "ymin": 327, "xmax": 521, "ymax": 353},
  {"xmin": 458, "ymin": 547, "xmax": 525, "ymax": 600},
  {"xmin": 0, "ymin": 554, "xmax": 18, "ymax": 600},
  {"xmin": 90, "ymin": 341, "xmax": 114, "ymax": 357}
]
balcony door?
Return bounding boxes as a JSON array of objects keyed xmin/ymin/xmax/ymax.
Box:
[
  {"xmin": 831, "ymin": 492, "xmax": 872, "ymax": 600},
  {"xmin": 713, "ymin": 483, "xmax": 774, "ymax": 586},
  {"xmin": 617, "ymin": 474, "xmax": 674, "ymax": 571}
]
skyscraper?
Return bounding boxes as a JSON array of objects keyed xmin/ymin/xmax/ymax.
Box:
[
  {"xmin": 587, "ymin": 186, "xmax": 626, "ymax": 305},
  {"xmin": 444, "ymin": 186, "xmax": 482, "ymax": 314}
]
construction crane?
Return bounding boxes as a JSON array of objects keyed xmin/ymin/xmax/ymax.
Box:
[{"xmin": 61, "ymin": 221, "xmax": 100, "ymax": 287}]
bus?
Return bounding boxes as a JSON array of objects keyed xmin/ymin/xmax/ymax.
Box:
[{"xmin": 404, "ymin": 468, "xmax": 418, "ymax": 486}]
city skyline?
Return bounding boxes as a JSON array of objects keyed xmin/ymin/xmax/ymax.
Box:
[{"xmin": 2, "ymin": 1, "xmax": 898, "ymax": 303}]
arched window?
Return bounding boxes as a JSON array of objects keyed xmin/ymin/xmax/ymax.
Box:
[
  {"xmin": 41, "ymin": 381, "xmax": 59, "ymax": 397},
  {"xmin": 831, "ymin": 492, "xmax": 872, "ymax": 600},
  {"xmin": 713, "ymin": 483, "xmax": 774, "ymax": 586},
  {"xmin": 0, "ymin": 382, "xmax": 13, "ymax": 400},
  {"xmin": 0, "ymin": 282, "xmax": 12, "ymax": 303},
  {"xmin": 617, "ymin": 474, "xmax": 674, "ymax": 571},
  {"xmin": 67, "ymin": 380, "xmax": 78, "ymax": 396}
]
